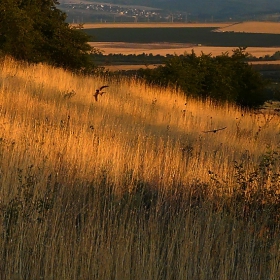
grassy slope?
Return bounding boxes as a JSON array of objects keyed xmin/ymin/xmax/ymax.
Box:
[{"xmin": 0, "ymin": 57, "xmax": 280, "ymax": 279}]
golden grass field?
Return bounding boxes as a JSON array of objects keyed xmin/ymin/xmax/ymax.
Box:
[
  {"xmin": 91, "ymin": 42, "xmax": 280, "ymax": 71},
  {"xmin": 215, "ymin": 21, "xmax": 280, "ymax": 34},
  {"xmin": 91, "ymin": 42, "xmax": 280, "ymax": 57},
  {"xmin": 0, "ymin": 57, "xmax": 280, "ymax": 279},
  {"xmin": 104, "ymin": 61, "xmax": 280, "ymax": 71}
]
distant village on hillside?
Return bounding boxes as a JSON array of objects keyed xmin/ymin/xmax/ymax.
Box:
[
  {"xmin": 60, "ymin": 2, "xmax": 208, "ymax": 23},
  {"xmin": 60, "ymin": 1, "xmax": 280, "ymax": 23}
]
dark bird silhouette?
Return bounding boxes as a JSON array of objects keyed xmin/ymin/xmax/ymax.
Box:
[
  {"xmin": 202, "ymin": 127, "xmax": 227, "ymax": 133},
  {"xmin": 93, "ymin": 85, "xmax": 109, "ymax": 101}
]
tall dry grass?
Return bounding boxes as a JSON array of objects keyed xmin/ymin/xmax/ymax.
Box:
[{"xmin": 0, "ymin": 57, "xmax": 280, "ymax": 279}]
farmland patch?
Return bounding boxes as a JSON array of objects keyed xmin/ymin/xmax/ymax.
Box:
[
  {"xmin": 215, "ymin": 21, "xmax": 280, "ymax": 34},
  {"xmin": 91, "ymin": 43, "xmax": 280, "ymax": 57},
  {"xmin": 85, "ymin": 27, "xmax": 280, "ymax": 46}
]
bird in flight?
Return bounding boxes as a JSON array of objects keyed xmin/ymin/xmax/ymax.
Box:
[
  {"xmin": 93, "ymin": 85, "xmax": 109, "ymax": 101},
  {"xmin": 202, "ymin": 127, "xmax": 227, "ymax": 133}
]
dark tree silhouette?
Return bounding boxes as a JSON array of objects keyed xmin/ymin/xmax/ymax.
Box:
[{"xmin": 0, "ymin": 0, "xmax": 96, "ymax": 72}]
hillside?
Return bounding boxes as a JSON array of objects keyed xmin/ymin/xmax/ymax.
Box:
[
  {"xmin": 1, "ymin": 58, "xmax": 280, "ymax": 278},
  {"xmin": 60, "ymin": 0, "xmax": 280, "ymax": 20}
]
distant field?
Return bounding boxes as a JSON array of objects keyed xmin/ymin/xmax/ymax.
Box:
[
  {"xmin": 86, "ymin": 21, "xmax": 280, "ymax": 69},
  {"xmin": 81, "ymin": 21, "xmax": 280, "ymax": 34},
  {"xmin": 91, "ymin": 42, "xmax": 280, "ymax": 57},
  {"xmin": 81, "ymin": 22, "xmax": 230, "ymax": 29},
  {"xmin": 104, "ymin": 60, "xmax": 280, "ymax": 71},
  {"xmin": 215, "ymin": 21, "xmax": 280, "ymax": 34},
  {"xmin": 85, "ymin": 26, "xmax": 280, "ymax": 46}
]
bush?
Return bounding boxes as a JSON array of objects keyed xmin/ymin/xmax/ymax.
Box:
[{"xmin": 138, "ymin": 47, "xmax": 268, "ymax": 108}]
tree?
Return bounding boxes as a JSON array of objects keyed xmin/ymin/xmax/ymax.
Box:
[
  {"xmin": 137, "ymin": 48, "xmax": 268, "ymax": 108},
  {"xmin": 0, "ymin": 0, "xmax": 96, "ymax": 72}
]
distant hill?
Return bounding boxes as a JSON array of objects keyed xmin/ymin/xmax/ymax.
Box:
[{"xmin": 81, "ymin": 0, "xmax": 280, "ymax": 20}]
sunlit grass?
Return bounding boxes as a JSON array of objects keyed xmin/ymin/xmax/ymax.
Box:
[
  {"xmin": 0, "ymin": 57, "xmax": 280, "ymax": 279},
  {"xmin": 1, "ymin": 57, "xmax": 279, "ymax": 188}
]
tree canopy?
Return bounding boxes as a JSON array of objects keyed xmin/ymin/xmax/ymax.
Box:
[
  {"xmin": 138, "ymin": 48, "xmax": 268, "ymax": 108},
  {"xmin": 0, "ymin": 0, "xmax": 95, "ymax": 72}
]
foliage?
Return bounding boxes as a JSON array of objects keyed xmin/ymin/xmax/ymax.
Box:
[
  {"xmin": 2, "ymin": 165, "xmax": 57, "ymax": 240},
  {"xmin": 92, "ymin": 52, "xmax": 167, "ymax": 66},
  {"xmin": 92, "ymin": 51, "xmax": 280, "ymax": 66},
  {"xmin": 0, "ymin": 0, "xmax": 96, "ymax": 72},
  {"xmin": 137, "ymin": 47, "xmax": 269, "ymax": 107}
]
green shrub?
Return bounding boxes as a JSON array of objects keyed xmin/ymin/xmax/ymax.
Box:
[{"xmin": 138, "ymin": 47, "xmax": 268, "ymax": 108}]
